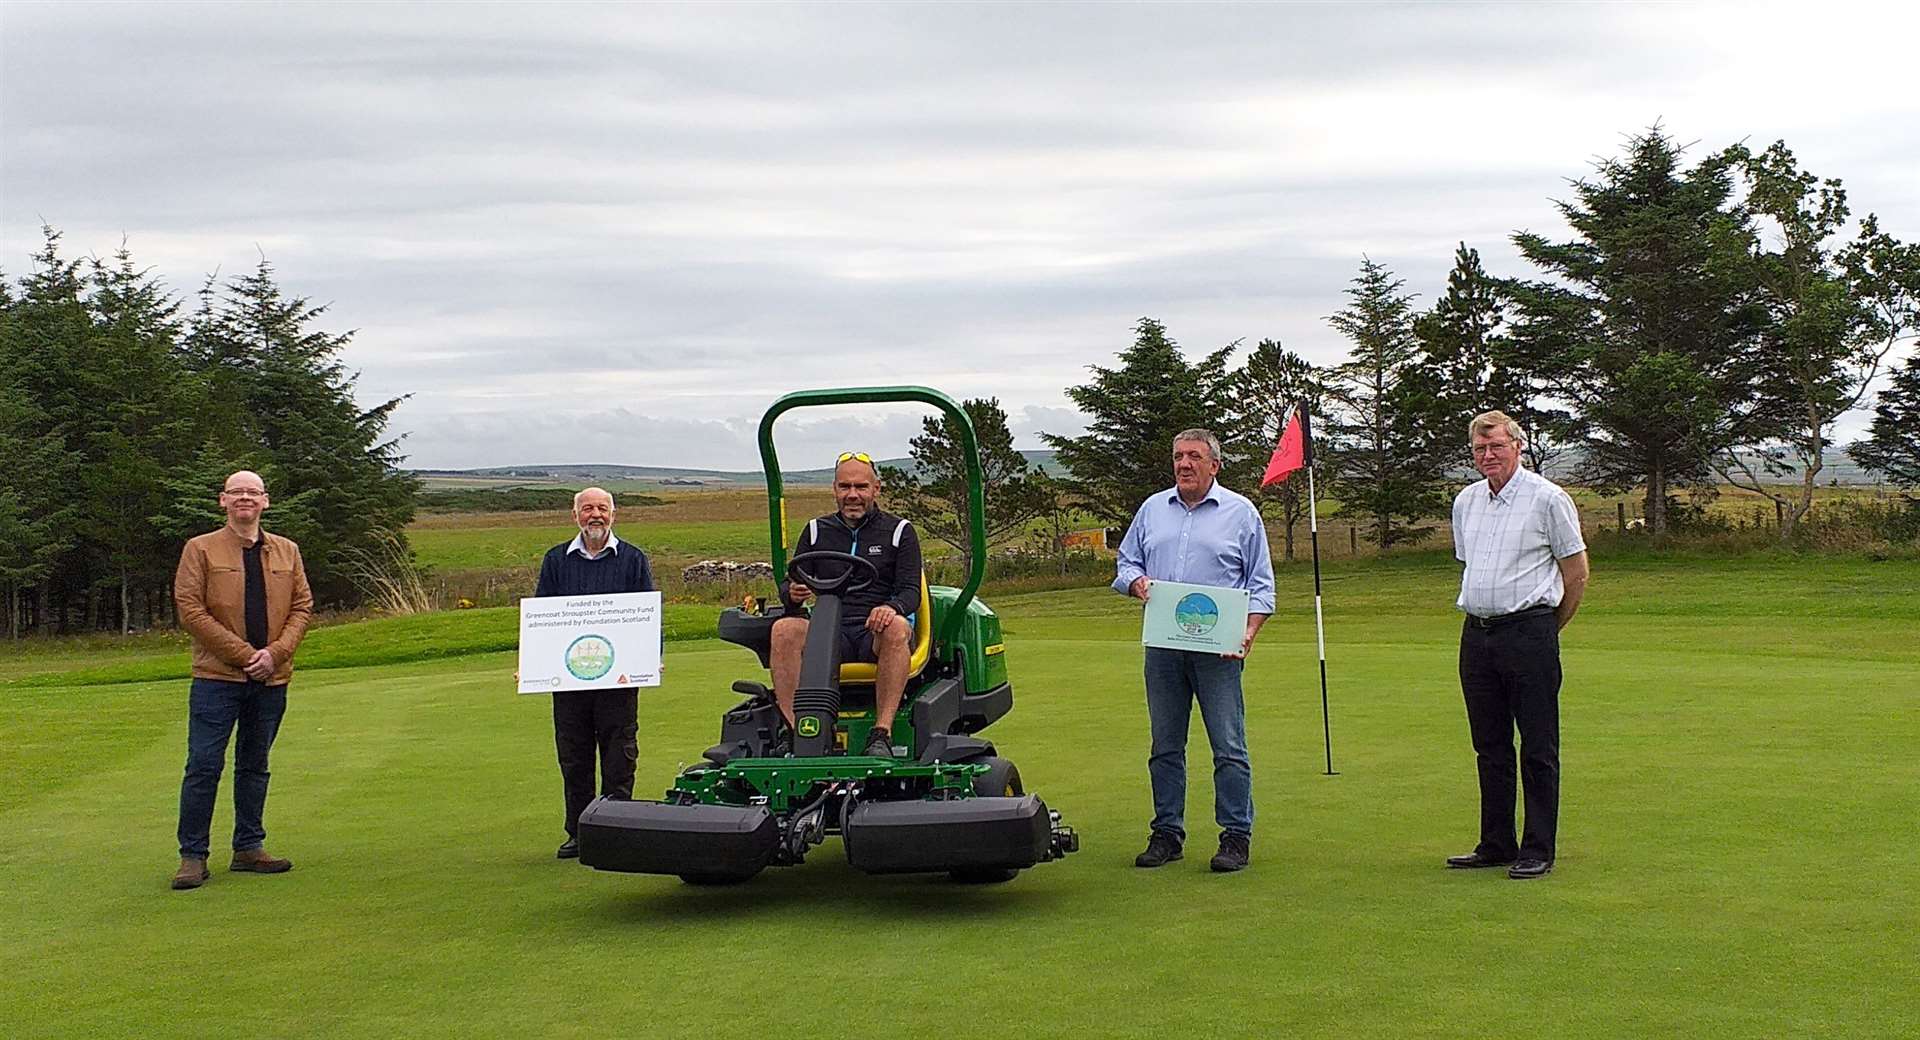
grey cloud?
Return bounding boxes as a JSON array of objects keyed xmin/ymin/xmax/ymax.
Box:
[{"xmin": 8, "ymin": 3, "xmax": 1918, "ymax": 470}]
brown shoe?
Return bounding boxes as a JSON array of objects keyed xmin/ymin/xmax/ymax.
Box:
[
  {"xmin": 229, "ymin": 848, "xmax": 293, "ymax": 874},
  {"xmin": 171, "ymin": 857, "xmax": 210, "ymax": 890}
]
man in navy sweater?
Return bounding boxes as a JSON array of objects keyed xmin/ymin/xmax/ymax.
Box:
[{"xmin": 534, "ymin": 486, "xmax": 656, "ymax": 859}]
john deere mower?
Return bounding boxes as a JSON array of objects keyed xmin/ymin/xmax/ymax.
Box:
[{"xmin": 576, "ymin": 386, "xmax": 1078, "ymax": 884}]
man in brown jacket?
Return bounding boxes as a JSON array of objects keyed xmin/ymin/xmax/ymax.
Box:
[{"xmin": 170, "ymin": 470, "xmax": 314, "ymax": 890}]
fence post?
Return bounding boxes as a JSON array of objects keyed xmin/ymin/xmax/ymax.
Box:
[
  {"xmin": 1617, "ymin": 502, "xmax": 1626, "ymax": 532},
  {"xmin": 1775, "ymin": 500, "xmax": 1784, "ymax": 529},
  {"xmin": 1349, "ymin": 526, "xmax": 1358, "ymax": 554}
]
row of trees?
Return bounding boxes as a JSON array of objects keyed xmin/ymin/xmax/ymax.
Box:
[
  {"xmin": 11, "ymin": 125, "xmax": 1920, "ymax": 631},
  {"xmin": 813, "ymin": 131, "xmax": 1920, "ymax": 566},
  {"xmin": 0, "ymin": 227, "xmax": 416, "ymax": 637},
  {"xmin": 1025, "ymin": 129, "xmax": 1919, "ymax": 547}
]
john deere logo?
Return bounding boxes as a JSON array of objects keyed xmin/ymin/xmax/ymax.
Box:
[
  {"xmin": 564, "ymin": 634, "xmax": 615, "ymax": 681},
  {"xmin": 796, "ymin": 717, "xmax": 822, "ymax": 737},
  {"xmin": 1175, "ymin": 592, "xmax": 1220, "ymax": 636}
]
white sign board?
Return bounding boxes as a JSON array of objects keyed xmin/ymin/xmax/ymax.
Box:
[
  {"xmin": 517, "ymin": 591, "xmax": 662, "ymax": 693},
  {"xmin": 1141, "ymin": 580, "xmax": 1251, "ymax": 655}
]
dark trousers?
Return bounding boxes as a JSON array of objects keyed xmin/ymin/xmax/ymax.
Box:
[
  {"xmin": 1459, "ymin": 612, "xmax": 1561, "ymax": 862},
  {"xmin": 553, "ymin": 688, "xmax": 638, "ymax": 838},
  {"xmin": 178, "ymin": 678, "xmax": 288, "ymax": 859}
]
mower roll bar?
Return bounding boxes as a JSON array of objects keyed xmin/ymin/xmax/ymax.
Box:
[{"xmin": 757, "ymin": 386, "xmax": 988, "ymax": 648}]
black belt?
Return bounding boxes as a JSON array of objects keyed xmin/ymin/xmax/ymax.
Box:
[{"xmin": 1464, "ymin": 605, "xmax": 1555, "ymax": 630}]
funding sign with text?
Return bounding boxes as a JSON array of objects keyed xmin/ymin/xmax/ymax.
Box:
[
  {"xmin": 517, "ymin": 591, "xmax": 662, "ymax": 693},
  {"xmin": 1141, "ymin": 580, "xmax": 1251, "ymax": 655}
]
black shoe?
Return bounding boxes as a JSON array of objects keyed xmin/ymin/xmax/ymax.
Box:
[
  {"xmin": 1446, "ymin": 851, "xmax": 1516, "ymax": 870},
  {"xmin": 1134, "ymin": 830, "xmax": 1183, "ymax": 868},
  {"xmin": 863, "ymin": 728, "xmax": 894, "ymax": 758},
  {"xmin": 1508, "ymin": 858, "xmax": 1553, "ymax": 879},
  {"xmin": 1210, "ymin": 833, "xmax": 1250, "ymax": 873},
  {"xmin": 556, "ymin": 839, "xmax": 579, "ymax": 860}
]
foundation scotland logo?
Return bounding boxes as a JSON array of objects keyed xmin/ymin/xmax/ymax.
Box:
[
  {"xmin": 564, "ymin": 634, "xmax": 616, "ymax": 681},
  {"xmin": 1174, "ymin": 593, "xmax": 1220, "ymax": 636}
]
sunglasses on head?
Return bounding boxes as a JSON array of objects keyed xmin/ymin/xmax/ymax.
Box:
[{"xmin": 836, "ymin": 451, "xmax": 873, "ymax": 465}]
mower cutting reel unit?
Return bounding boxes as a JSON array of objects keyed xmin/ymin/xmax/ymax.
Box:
[{"xmin": 576, "ymin": 385, "xmax": 1078, "ymax": 883}]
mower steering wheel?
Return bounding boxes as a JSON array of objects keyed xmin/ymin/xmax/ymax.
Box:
[{"xmin": 787, "ymin": 550, "xmax": 879, "ymax": 598}]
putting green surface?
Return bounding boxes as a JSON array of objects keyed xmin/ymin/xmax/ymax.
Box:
[{"xmin": 3, "ymin": 554, "xmax": 1916, "ymax": 1038}]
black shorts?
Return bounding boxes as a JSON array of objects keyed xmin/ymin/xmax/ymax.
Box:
[{"xmin": 836, "ymin": 626, "xmax": 878, "ymax": 664}]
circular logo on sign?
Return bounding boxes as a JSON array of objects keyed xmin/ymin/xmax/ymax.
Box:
[
  {"xmin": 796, "ymin": 717, "xmax": 822, "ymax": 737},
  {"xmin": 564, "ymin": 634, "xmax": 615, "ymax": 681},
  {"xmin": 1174, "ymin": 593, "xmax": 1220, "ymax": 636}
]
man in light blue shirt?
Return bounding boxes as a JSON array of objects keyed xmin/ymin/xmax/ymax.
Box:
[{"xmin": 1113, "ymin": 429, "xmax": 1276, "ymax": 872}]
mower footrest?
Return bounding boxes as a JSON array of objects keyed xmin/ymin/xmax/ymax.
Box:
[
  {"xmin": 577, "ymin": 799, "xmax": 778, "ymax": 877},
  {"xmin": 843, "ymin": 796, "xmax": 1051, "ymax": 875}
]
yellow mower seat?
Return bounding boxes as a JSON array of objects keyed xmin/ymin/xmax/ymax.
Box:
[{"xmin": 838, "ymin": 574, "xmax": 932, "ymax": 685}]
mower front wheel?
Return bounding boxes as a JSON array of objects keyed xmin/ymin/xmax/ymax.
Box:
[
  {"xmin": 949, "ymin": 758, "xmax": 1024, "ymax": 883},
  {"xmin": 970, "ymin": 756, "xmax": 1023, "ymax": 798},
  {"xmin": 679, "ymin": 870, "xmax": 759, "ymax": 886}
]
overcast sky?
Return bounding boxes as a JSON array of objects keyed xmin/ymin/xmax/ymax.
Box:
[{"xmin": 5, "ymin": 1, "xmax": 1917, "ymax": 470}]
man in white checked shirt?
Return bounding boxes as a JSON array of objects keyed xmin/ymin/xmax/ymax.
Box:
[{"xmin": 1446, "ymin": 410, "xmax": 1589, "ymax": 880}]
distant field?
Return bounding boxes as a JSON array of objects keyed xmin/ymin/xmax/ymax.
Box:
[
  {"xmin": 404, "ymin": 482, "xmax": 1912, "ymax": 592},
  {"xmin": 407, "ymin": 489, "xmax": 840, "ymax": 604},
  {"xmin": 410, "ymin": 520, "xmax": 778, "ymax": 570},
  {"xmin": 4, "ymin": 553, "xmax": 1915, "ymax": 1038}
]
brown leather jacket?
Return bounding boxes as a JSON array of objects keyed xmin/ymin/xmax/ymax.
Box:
[{"xmin": 174, "ymin": 526, "xmax": 314, "ymax": 685}]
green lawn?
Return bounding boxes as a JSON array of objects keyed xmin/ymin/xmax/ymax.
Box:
[
  {"xmin": 3, "ymin": 553, "xmax": 1916, "ymax": 1038},
  {"xmin": 0, "ymin": 604, "xmax": 720, "ymax": 689}
]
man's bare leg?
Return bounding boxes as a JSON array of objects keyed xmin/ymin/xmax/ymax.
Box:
[
  {"xmin": 872, "ymin": 614, "xmax": 913, "ymax": 731},
  {"xmin": 770, "ymin": 616, "xmax": 809, "ymax": 726}
]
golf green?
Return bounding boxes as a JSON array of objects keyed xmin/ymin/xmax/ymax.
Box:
[{"xmin": 3, "ymin": 554, "xmax": 1915, "ymax": 1038}]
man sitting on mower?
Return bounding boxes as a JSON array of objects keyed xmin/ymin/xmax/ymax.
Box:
[{"xmin": 771, "ymin": 451, "xmax": 923, "ymax": 757}]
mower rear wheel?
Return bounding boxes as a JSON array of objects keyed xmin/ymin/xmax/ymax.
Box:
[
  {"xmin": 950, "ymin": 758, "xmax": 1024, "ymax": 883},
  {"xmin": 949, "ymin": 866, "xmax": 1019, "ymax": 884}
]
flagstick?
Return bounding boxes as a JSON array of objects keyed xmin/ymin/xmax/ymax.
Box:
[{"xmin": 1306, "ymin": 462, "xmax": 1336, "ymax": 776}]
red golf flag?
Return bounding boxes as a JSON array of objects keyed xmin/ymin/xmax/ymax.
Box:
[{"xmin": 1262, "ymin": 407, "xmax": 1307, "ymax": 486}]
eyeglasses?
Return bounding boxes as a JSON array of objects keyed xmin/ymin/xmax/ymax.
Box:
[
  {"xmin": 1470, "ymin": 441, "xmax": 1515, "ymax": 457},
  {"xmin": 222, "ymin": 488, "xmax": 266, "ymax": 498},
  {"xmin": 836, "ymin": 452, "xmax": 873, "ymax": 465}
]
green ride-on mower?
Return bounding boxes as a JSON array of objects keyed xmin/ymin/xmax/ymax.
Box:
[{"xmin": 576, "ymin": 386, "xmax": 1079, "ymax": 884}]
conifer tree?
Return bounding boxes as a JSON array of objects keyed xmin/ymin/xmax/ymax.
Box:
[
  {"xmin": 1043, "ymin": 318, "xmax": 1234, "ymax": 523},
  {"xmin": 1413, "ymin": 243, "xmax": 1568, "ymax": 473},
  {"xmin": 1851, "ymin": 355, "xmax": 1920, "ymax": 487},
  {"xmin": 1323, "ymin": 257, "xmax": 1449, "ymax": 548},
  {"xmin": 185, "ymin": 258, "xmax": 417, "ymax": 604},
  {"xmin": 1223, "ymin": 339, "xmax": 1325, "ymax": 561},
  {"xmin": 878, "ymin": 397, "xmax": 1053, "ymax": 571},
  {"xmin": 1506, "ymin": 128, "xmax": 1766, "ymax": 535}
]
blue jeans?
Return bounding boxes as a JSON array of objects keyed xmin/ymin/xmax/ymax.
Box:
[
  {"xmin": 177, "ymin": 678, "xmax": 288, "ymax": 859},
  {"xmin": 1144, "ymin": 648, "xmax": 1252, "ymax": 841}
]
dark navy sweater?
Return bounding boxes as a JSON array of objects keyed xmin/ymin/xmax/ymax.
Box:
[{"xmin": 534, "ymin": 539, "xmax": 656, "ymax": 599}]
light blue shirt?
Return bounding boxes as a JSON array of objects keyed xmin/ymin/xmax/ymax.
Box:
[{"xmin": 1113, "ymin": 481, "xmax": 1276, "ymax": 614}]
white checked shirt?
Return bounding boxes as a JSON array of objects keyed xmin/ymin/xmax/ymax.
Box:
[{"xmin": 1453, "ymin": 466, "xmax": 1586, "ymax": 618}]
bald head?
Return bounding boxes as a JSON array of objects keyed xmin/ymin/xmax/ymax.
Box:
[
  {"xmin": 219, "ymin": 470, "xmax": 269, "ymax": 532},
  {"xmin": 833, "ymin": 457, "xmax": 880, "ymax": 522},
  {"xmin": 224, "ymin": 470, "xmax": 265, "ymax": 494}
]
